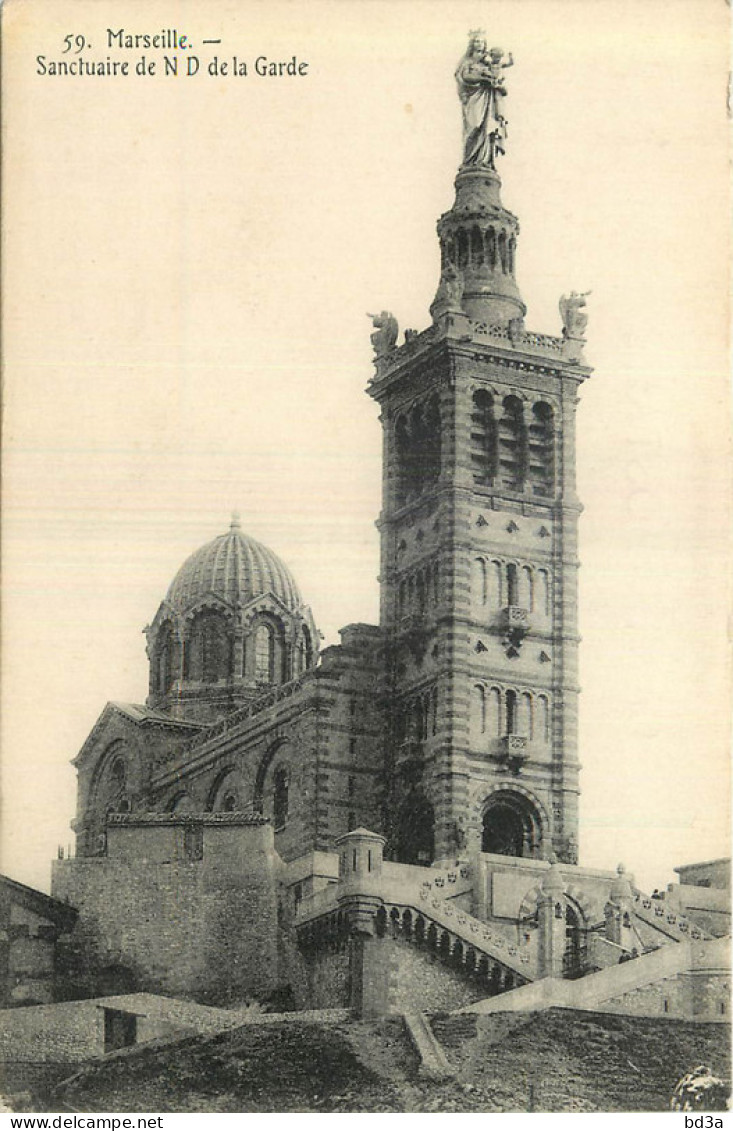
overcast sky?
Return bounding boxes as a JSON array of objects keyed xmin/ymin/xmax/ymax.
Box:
[{"xmin": 2, "ymin": 0, "xmax": 730, "ymax": 893}]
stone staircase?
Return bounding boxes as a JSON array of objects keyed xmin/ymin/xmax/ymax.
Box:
[
  {"xmin": 296, "ymin": 858, "xmax": 536, "ymax": 996},
  {"xmin": 458, "ymin": 935, "xmax": 729, "ymax": 1018},
  {"xmin": 632, "ymin": 890, "xmax": 710, "ymax": 943}
]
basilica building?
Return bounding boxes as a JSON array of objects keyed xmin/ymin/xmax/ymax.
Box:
[{"xmin": 39, "ymin": 38, "xmax": 728, "ymax": 1021}]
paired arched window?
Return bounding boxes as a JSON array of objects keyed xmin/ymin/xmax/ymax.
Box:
[
  {"xmin": 395, "ymin": 687, "xmax": 438, "ymax": 745},
  {"xmin": 397, "ymin": 560, "xmax": 441, "ymax": 617},
  {"xmin": 472, "ymin": 558, "xmax": 551, "ymax": 619},
  {"xmin": 471, "ymin": 393, "xmax": 555, "ymax": 495},
  {"xmin": 470, "ymin": 684, "xmax": 551, "ymax": 745}
]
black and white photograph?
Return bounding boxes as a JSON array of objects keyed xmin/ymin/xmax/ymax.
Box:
[{"xmin": 1, "ymin": 0, "xmax": 730, "ymax": 1116}]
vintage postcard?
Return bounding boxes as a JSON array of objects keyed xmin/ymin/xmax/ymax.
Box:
[{"xmin": 1, "ymin": 0, "xmax": 730, "ymax": 1116}]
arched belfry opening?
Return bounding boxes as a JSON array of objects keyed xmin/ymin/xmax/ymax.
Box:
[
  {"xmin": 481, "ymin": 791, "xmax": 541, "ymax": 858},
  {"xmin": 394, "ymin": 795, "xmax": 435, "ymax": 865}
]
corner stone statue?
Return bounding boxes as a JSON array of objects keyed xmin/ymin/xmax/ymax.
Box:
[
  {"xmin": 559, "ymin": 290, "xmax": 591, "ymax": 339},
  {"xmin": 455, "ymin": 31, "xmax": 514, "ymax": 169},
  {"xmin": 368, "ymin": 310, "xmax": 398, "ymax": 358}
]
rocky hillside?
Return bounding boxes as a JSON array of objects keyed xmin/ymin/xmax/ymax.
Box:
[{"xmin": 48, "ymin": 1010, "xmax": 729, "ymax": 1113}]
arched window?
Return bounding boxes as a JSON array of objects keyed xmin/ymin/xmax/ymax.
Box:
[
  {"xmin": 255, "ymin": 623, "xmax": 275, "ymax": 683},
  {"xmin": 188, "ymin": 611, "xmax": 230, "ymax": 683},
  {"xmin": 156, "ymin": 624, "xmax": 174, "ymax": 694},
  {"xmin": 486, "ymin": 227, "xmax": 497, "ymax": 269},
  {"xmin": 528, "ymin": 402, "xmax": 554, "ymax": 496},
  {"xmin": 470, "ymin": 225, "xmax": 484, "ymax": 266},
  {"xmin": 505, "ymin": 690, "xmax": 517, "ymax": 735},
  {"xmin": 457, "ymin": 229, "xmax": 469, "ymax": 269},
  {"xmin": 491, "ymin": 560, "xmax": 503, "ymax": 608},
  {"xmin": 520, "ymin": 566, "xmax": 534, "ymax": 611},
  {"xmin": 471, "ymin": 685, "xmax": 486, "ymax": 744},
  {"xmin": 300, "ymin": 625, "xmax": 313, "ymax": 672},
  {"xmin": 470, "ymin": 389, "xmax": 497, "ymax": 486},
  {"xmin": 537, "ymin": 695, "xmax": 550, "ymax": 744},
  {"xmin": 519, "ymin": 692, "xmax": 533, "ymax": 739},
  {"xmin": 506, "ymin": 563, "xmax": 518, "ymax": 606},
  {"xmin": 498, "ymin": 231, "xmax": 508, "ymax": 273},
  {"xmin": 273, "ymin": 767, "xmax": 289, "ymax": 829},
  {"xmin": 536, "ymin": 569, "xmax": 550, "ymax": 619},
  {"xmin": 473, "ymin": 558, "xmax": 488, "ymax": 606},
  {"xmin": 488, "ymin": 687, "xmax": 502, "ymax": 737},
  {"xmin": 498, "ymin": 396, "xmax": 526, "ymax": 492}
]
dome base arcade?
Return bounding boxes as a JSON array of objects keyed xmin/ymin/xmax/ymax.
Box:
[{"xmin": 144, "ymin": 519, "xmax": 319, "ymax": 724}]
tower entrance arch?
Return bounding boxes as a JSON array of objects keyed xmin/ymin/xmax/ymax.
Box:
[{"xmin": 481, "ymin": 791, "xmax": 542, "ymax": 858}]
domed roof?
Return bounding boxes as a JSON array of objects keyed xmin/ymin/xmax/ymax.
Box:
[{"xmin": 165, "ymin": 515, "xmax": 303, "ymax": 614}]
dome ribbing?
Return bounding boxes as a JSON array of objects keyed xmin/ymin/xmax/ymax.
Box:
[{"xmin": 165, "ymin": 517, "xmax": 302, "ymax": 614}]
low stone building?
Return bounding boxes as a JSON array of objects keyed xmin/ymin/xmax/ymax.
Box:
[{"xmin": 0, "ymin": 876, "xmax": 77, "ymax": 1008}]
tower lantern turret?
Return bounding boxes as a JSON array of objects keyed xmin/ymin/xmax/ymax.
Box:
[{"xmin": 431, "ymin": 34, "xmax": 525, "ymax": 326}]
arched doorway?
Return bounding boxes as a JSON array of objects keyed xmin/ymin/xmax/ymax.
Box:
[
  {"xmin": 481, "ymin": 792, "xmax": 541, "ymax": 858},
  {"xmin": 394, "ymin": 796, "xmax": 435, "ymax": 865},
  {"xmin": 563, "ymin": 902, "xmax": 584, "ymax": 977}
]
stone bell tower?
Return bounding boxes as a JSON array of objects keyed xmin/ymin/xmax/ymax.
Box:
[{"xmin": 368, "ymin": 33, "xmax": 592, "ymax": 867}]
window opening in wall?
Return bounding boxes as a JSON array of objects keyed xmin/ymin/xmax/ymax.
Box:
[
  {"xmin": 506, "ymin": 563, "xmax": 518, "ymax": 606},
  {"xmin": 367, "ymin": 850, "xmax": 372, "ymax": 872},
  {"xmin": 528, "ymin": 401, "xmax": 554, "ymax": 497},
  {"xmin": 255, "ymin": 624, "xmax": 275, "ymax": 684},
  {"xmin": 505, "ymin": 690, "xmax": 517, "ymax": 734},
  {"xmin": 352, "ymin": 849, "xmax": 357, "ymax": 870},
  {"xmin": 157, "ymin": 625, "xmax": 174, "ymax": 694},
  {"xmin": 663, "ymin": 1000, "xmax": 669, "ymax": 1013},
  {"xmin": 498, "ymin": 395, "xmax": 526, "ymax": 491},
  {"xmin": 470, "ymin": 389, "xmax": 497, "ymax": 486},
  {"xmin": 350, "ymin": 737, "xmax": 357, "ymax": 756},
  {"xmin": 348, "ymin": 775, "xmax": 356, "ymax": 797},
  {"xmin": 294, "ymin": 883, "xmax": 302, "ymax": 909},
  {"xmin": 103, "ymin": 1009, "xmax": 137, "ymax": 1054},
  {"xmin": 348, "ymin": 811, "xmax": 356, "ymax": 831},
  {"xmin": 301, "ymin": 626, "xmax": 313, "ymax": 671},
  {"xmin": 521, "ymin": 565, "xmax": 534, "ymax": 611},
  {"xmin": 273, "ymin": 767, "xmax": 289, "ymax": 829},
  {"xmin": 183, "ymin": 824, "xmax": 203, "ymax": 862},
  {"xmin": 110, "ymin": 757, "xmax": 126, "ymax": 794}
]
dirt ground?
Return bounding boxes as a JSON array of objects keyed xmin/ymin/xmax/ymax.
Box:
[{"xmin": 43, "ymin": 1009, "xmax": 732, "ymax": 1114}]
